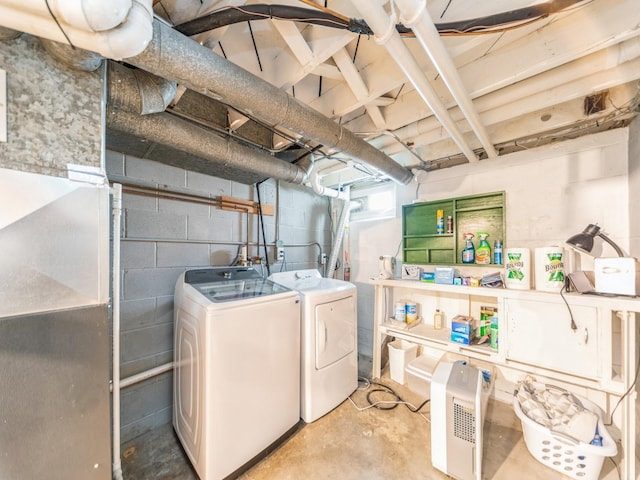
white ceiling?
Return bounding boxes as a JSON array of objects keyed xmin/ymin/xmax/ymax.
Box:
[{"xmin": 151, "ymin": 0, "xmax": 640, "ymax": 185}]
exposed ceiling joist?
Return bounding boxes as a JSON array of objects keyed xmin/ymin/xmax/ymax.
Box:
[{"xmin": 332, "ymin": 48, "xmax": 386, "ymax": 129}]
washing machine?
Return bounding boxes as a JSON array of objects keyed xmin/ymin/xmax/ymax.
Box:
[
  {"xmin": 269, "ymin": 269, "xmax": 357, "ymax": 423},
  {"xmin": 173, "ymin": 267, "xmax": 301, "ymax": 480}
]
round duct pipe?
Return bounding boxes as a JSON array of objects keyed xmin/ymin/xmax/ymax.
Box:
[
  {"xmin": 40, "ymin": 38, "xmax": 103, "ymax": 72},
  {"xmin": 107, "ymin": 107, "xmax": 308, "ymax": 185},
  {"xmin": 0, "ymin": 26, "xmax": 21, "ymax": 41},
  {"xmin": 107, "ymin": 61, "xmax": 177, "ymax": 114},
  {"xmin": 126, "ymin": 20, "xmax": 413, "ymax": 185}
]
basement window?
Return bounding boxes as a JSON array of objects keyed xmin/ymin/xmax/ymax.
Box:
[{"xmin": 350, "ymin": 183, "xmax": 396, "ymax": 222}]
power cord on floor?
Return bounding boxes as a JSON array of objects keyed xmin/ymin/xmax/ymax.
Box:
[
  {"xmin": 604, "ymin": 347, "xmax": 640, "ymax": 426},
  {"xmin": 348, "ymin": 377, "xmax": 430, "ymax": 424},
  {"xmin": 608, "ymin": 455, "xmax": 621, "ymax": 480}
]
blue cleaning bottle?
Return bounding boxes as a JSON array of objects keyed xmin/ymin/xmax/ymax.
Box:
[{"xmin": 462, "ymin": 233, "xmax": 475, "ymax": 264}]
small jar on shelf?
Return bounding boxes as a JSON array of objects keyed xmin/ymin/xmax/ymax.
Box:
[{"xmin": 433, "ymin": 309, "xmax": 443, "ymax": 329}]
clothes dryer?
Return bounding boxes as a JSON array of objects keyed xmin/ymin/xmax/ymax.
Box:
[
  {"xmin": 269, "ymin": 269, "xmax": 357, "ymax": 423},
  {"xmin": 173, "ymin": 267, "xmax": 301, "ymax": 480}
]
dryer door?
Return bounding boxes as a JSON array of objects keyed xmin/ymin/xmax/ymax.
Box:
[{"xmin": 315, "ymin": 295, "xmax": 356, "ymax": 369}]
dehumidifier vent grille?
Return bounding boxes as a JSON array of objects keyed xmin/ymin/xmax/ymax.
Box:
[{"xmin": 453, "ymin": 399, "xmax": 476, "ymax": 444}]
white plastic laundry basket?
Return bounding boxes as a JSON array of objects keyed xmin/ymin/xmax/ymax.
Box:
[{"xmin": 513, "ymin": 394, "xmax": 617, "ymax": 480}]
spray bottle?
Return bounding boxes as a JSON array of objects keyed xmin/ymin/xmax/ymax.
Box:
[
  {"xmin": 476, "ymin": 232, "xmax": 491, "ymax": 264},
  {"xmin": 461, "ymin": 233, "xmax": 475, "ymax": 264}
]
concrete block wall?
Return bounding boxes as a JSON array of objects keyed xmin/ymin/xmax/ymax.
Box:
[{"xmin": 106, "ymin": 150, "xmax": 331, "ymax": 443}]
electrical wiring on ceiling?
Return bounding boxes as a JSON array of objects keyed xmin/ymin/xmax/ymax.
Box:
[
  {"xmin": 175, "ymin": 4, "xmax": 372, "ymax": 36},
  {"xmin": 173, "ymin": 0, "xmax": 590, "ymax": 37},
  {"xmin": 433, "ymin": 0, "xmax": 592, "ymax": 35}
]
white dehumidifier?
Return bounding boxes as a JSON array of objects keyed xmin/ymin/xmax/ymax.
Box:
[{"xmin": 430, "ymin": 361, "xmax": 489, "ymax": 480}]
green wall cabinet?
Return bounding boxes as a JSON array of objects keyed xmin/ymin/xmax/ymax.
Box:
[{"xmin": 402, "ymin": 191, "xmax": 505, "ymax": 265}]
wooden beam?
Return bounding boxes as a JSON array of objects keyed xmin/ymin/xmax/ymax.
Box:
[{"xmin": 220, "ymin": 196, "xmax": 274, "ymax": 216}]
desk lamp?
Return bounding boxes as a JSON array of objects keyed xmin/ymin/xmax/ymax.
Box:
[
  {"xmin": 566, "ymin": 224, "xmax": 638, "ymax": 296},
  {"xmin": 565, "ymin": 224, "xmax": 624, "ymax": 257}
]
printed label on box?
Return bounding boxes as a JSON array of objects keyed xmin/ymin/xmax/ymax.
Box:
[
  {"xmin": 450, "ymin": 332, "xmax": 472, "ymax": 344},
  {"xmin": 480, "ymin": 306, "xmax": 498, "ymax": 337}
]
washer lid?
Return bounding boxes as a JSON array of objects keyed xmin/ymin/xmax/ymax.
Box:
[
  {"xmin": 185, "ymin": 267, "xmax": 291, "ymax": 303},
  {"xmin": 192, "ymin": 278, "xmax": 291, "ymax": 303},
  {"xmin": 269, "ymin": 269, "xmax": 354, "ymax": 294},
  {"xmin": 185, "ymin": 267, "xmax": 262, "ymax": 284}
]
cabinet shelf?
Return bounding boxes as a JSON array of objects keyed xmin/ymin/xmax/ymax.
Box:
[
  {"xmin": 404, "ymin": 234, "xmax": 454, "ymax": 239},
  {"xmin": 455, "ymin": 206, "xmax": 504, "ymax": 213},
  {"xmin": 371, "ymin": 278, "xmax": 640, "ymax": 479},
  {"xmin": 381, "ymin": 321, "xmax": 497, "ymax": 358},
  {"xmin": 402, "ymin": 191, "xmax": 505, "ymax": 266},
  {"xmin": 371, "ymin": 278, "xmax": 640, "ymax": 384}
]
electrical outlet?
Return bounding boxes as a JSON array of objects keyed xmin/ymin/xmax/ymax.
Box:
[{"xmin": 277, "ymin": 247, "xmax": 285, "ymax": 261}]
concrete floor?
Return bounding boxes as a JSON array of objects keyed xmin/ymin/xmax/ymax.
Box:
[{"xmin": 120, "ymin": 377, "xmax": 623, "ymax": 480}]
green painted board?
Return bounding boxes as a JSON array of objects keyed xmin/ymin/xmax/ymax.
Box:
[{"xmin": 402, "ymin": 191, "xmax": 505, "ymax": 266}]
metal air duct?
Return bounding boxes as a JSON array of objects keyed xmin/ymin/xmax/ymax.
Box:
[
  {"xmin": 39, "ymin": 39, "xmax": 103, "ymax": 72},
  {"xmin": 107, "ymin": 61, "xmax": 177, "ymax": 115},
  {"xmin": 0, "ymin": 26, "xmax": 21, "ymax": 41},
  {"xmin": 107, "ymin": 107, "xmax": 308, "ymax": 185},
  {"xmin": 126, "ymin": 20, "xmax": 413, "ymax": 185}
]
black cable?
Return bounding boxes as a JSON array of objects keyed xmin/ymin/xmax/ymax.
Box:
[
  {"xmin": 44, "ymin": 0, "xmax": 76, "ymax": 49},
  {"xmin": 440, "ymin": 0, "xmax": 454, "ymax": 19},
  {"xmin": 176, "ymin": 5, "xmax": 356, "ymax": 36},
  {"xmin": 247, "ymin": 21, "xmax": 263, "ymax": 72},
  {"xmin": 175, "ymin": 0, "xmax": 587, "ymax": 37},
  {"xmin": 559, "ymin": 282, "xmax": 578, "ymax": 331},
  {"xmin": 608, "ymin": 455, "xmax": 621, "ymax": 480},
  {"xmin": 604, "ymin": 346, "xmax": 640, "ymax": 426},
  {"xmin": 435, "ymin": 0, "xmax": 586, "ymax": 35},
  {"xmin": 365, "ymin": 380, "xmax": 430, "ymax": 413}
]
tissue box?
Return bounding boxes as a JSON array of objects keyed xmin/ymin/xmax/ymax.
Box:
[
  {"xmin": 420, "ymin": 272, "xmax": 435, "ymax": 283},
  {"xmin": 451, "ymin": 315, "xmax": 474, "ymax": 334},
  {"xmin": 434, "ymin": 267, "xmax": 455, "ymax": 284},
  {"xmin": 451, "ymin": 332, "xmax": 475, "ymax": 345},
  {"xmin": 594, "ymin": 257, "xmax": 639, "ymax": 296},
  {"xmin": 450, "ymin": 315, "xmax": 477, "ymax": 344},
  {"xmin": 402, "ymin": 265, "xmax": 422, "ymax": 280}
]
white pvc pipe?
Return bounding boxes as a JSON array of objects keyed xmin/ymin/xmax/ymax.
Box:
[
  {"xmin": 0, "ymin": 0, "xmax": 131, "ymax": 31},
  {"xmin": 50, "ymin": 0, "xmax": 132, "ymax": 32},
  {"xmin": 350, "ymin": 0, "xmax": 478, "ymax": 163},
  {"xmin": 0, "ymin": 0, "xmax": 153, "ymax": 60},
  {"xmin": 110, "ymin": 183, "xmax": 123, "ymax": 480},
  {"xmin": 375, "ymin": 37, "xmax": 640, "ymax": 154},
  {"xmin": 119, "ymin": 362, "xmax": 174, "ymax": 390},
  {"xmin": 327, "ymin": 198, "xmax": 357, "ymax": 278},
  {"xmin": 395, "ymin": 0, "xmax": 497, "ymax": 159},
  {"xmin": 308, "ymin": 161, "xmax": 349, "ymax": 200}
]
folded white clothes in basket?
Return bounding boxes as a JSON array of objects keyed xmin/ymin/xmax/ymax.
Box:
[{"xmin": 515, "ymin": 376, "xmax": 598, "ymax": 444}]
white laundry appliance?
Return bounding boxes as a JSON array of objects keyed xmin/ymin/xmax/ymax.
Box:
[
  {"xmin": 431, "ymin": 362, "xmax": 489, "ymax": 480},
  {"xmin": 173, "ymin": 267, "xmax": 301, "ymax": 480},
  {"xmin": 269, "ymin": 269, "xmax": 357, "ymax": 423}
]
